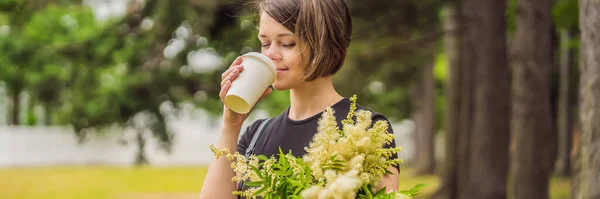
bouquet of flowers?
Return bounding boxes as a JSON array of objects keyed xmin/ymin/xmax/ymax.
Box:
[{"xmin": 210, "ymin": 96, "xmax": 424, "ymax": 199}]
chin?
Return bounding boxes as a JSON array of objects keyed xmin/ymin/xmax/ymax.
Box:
[
  {"xmin": 272, "ymin": 84, "xmax": 289, "ymax": 91},
  {"xmin": 272, "ymin": 81, "xmax": 292, "ymax": 91}
]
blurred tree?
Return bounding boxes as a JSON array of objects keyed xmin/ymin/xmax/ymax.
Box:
[
  {"xmin": 0, "ymin": 0, "xmax": 231, "ymax": 163},
  {"xmin": 338, "ymin": 0, "xmax": 444, "ymax": 176},
  {"xmin": 509, "ymin": 0, "xmax": 557, "ymax": 198},
  {"xmin": 0, "ymin": 0, "xmax": 105, "ymax": 125},
  {"xmin": 335, "ymin": 0, "xmax": 443, "ymax": 122},
  {"xmin": 0, "ymin": 0, "xmax": 36, "ymax": 125},
  {"xmin": 462, "ymin": 0, "xmax": 511, "ymax": 196},
  {"xmin": 22, "ymin": 4, "xmax": 102, "ymax": 125},
  {"xmin": 410, "ymin": 56, "xmax": 436, "ymax": 175},
  {"xmin": 435, "ymin": 4, "xmax": 460, "ymax": 199},
  {"xmin": 436, "ymin": 0, "xmax": 512, "ymax": 198},
  {"xmin": 58, "ymin": 0, "xmax": 265, "ymax": 164},
  {"xmin": 572, "ymin": 0, "xmax": 600, "ymax": 198},
  {"xmin": 553, "ymin": 0, "xmax": 579, "ymax": 177}
]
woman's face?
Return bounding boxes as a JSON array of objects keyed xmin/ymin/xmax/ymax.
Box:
[{"xmin": 258, "ymin": 12, "xmax": 305, "ymax": 91}]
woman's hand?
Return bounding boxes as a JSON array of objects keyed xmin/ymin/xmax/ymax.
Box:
[{"xmin": 219, "ymin": 56, "xmax": 273, "ymax": 127}]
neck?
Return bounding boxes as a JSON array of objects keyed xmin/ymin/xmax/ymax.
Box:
[{"xmin": 288, "ymin": 76, "xmax": 343, "ymax": 121}]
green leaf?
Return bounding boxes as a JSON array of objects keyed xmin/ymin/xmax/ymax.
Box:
[
  {"xmin": 249, "ymin": 164, "xmax": 263, "ymax": 179},
  {"xmin": 329, "ymin": 154, "xmax": 338, "ymax": 161},
  {"xmin": 397, "ymin": 184, "xmax": 427, "ymax": 197},
  {"xmin": 279, "ymin": 182, "xmax": 288, "ymax": 198},
  {"xmin": 363, "ymin": 184, "xmax": 373, "ymax": 199},
  {"xmin": 245, "ymin": 181, "xmax": 264, "ymax": 187},
  {"xmin": 385, "ymin": 169, "xmax": 394, "ymax": 175},
  {"xmin": 254, "ymin": 184, "xmax": 269, "ymax": 196},
  {"xmin": 374, "ymin": 187, "xmax": 387, "ymax": 196},
  {"xmin": 258, "ymin": 155, "xmax": 269, "ymax": 161}
]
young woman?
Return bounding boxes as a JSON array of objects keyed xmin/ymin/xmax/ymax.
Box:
[{"xmin": 199, "ymin": 0, "xmax": 399, "ymax": 198}]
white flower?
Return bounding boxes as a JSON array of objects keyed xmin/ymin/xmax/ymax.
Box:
[
  {"xmin": 395, "ymin": 193, "xmax": 411, "ymax": 199},
  {"xmin": 302, "ymin": 186, "xmax": 324, "ymax": 199}
]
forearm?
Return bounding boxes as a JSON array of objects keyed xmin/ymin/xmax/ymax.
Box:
[
  {"xmin": 199, "ymin": 125, "xmax": 242, "ymax": 199},
  {"xmin": 378, "ymin": 166, "xmax": 399, "ymax": 193}
]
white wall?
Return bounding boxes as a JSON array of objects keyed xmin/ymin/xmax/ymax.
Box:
[{"xmin": 0, "ymin": 109, "xmax": 416, "ymax": 168}]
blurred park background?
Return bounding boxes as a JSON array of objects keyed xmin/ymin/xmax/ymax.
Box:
[{"xmin": 0, "ymin": 0, "xmax": 595, "ymax": 198}]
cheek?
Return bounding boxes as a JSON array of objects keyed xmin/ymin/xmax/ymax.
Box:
[{"xmin": 284, "ymin": 50, "xmax": 303, "ymax": 70}]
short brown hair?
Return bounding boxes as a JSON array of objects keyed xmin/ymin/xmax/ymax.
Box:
[{"xmin": 256, "ymin": 0, "xmax": 352, "ymax": 81}]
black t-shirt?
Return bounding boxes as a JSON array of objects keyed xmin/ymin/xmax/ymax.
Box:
[{"xmin": 237, "ymin": 98, "xmax": 400, "ymax": 170}]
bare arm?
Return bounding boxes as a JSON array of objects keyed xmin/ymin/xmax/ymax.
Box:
[
  {"xmin": 199, "ymin": 56, "xmax": 271, "ymax": 199},
  {"xmin": 198, "ymin": 125, "xmax": 242, "ymax": 199},
  {"xmin": 199, "ymin": 57, "xmax": 245, "ymax": 199},
  {"xmin": 378, "ymin": 166, "xmax": 400, "ymax": 193}
]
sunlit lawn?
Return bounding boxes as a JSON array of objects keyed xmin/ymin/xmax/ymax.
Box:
[{"xmin": 0, "ymin": 166, "xmax": 569, "ymax": 199}]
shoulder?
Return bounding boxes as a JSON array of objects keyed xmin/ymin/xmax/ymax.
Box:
[
  {"xmin": 333, "ymin": 98, "xmax": 393, "ymax": 125},
  {"xmin": 358, "ymin": 105, "xmax": 394, "ymax": 132},
  {"xmin": 237, "ymin": 118, "xmax": 272, "ymax": 153},
  {"xmin": 329, "ymin": 98, "xmax": 394, "ymax": 133}
]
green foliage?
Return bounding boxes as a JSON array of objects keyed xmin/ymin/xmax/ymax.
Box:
[
  {"xmin": 23, "ymin": 5, "xmax": 100, "ymax": 45},
  {"xmin": 0, "ymin": 0, "xmax": 458, "ymax": 163},
  {"xmin": 0, "ymin": 0, "xmax": 23, "ymax": 13},
  {"xmin": 213, "ymin": 96, "xmax": 423, "ymax": 198},
  {"xmin": 332, "ymin": 0, "xmax": 444, "ymax": 122},
  {"xmin": 506, "ymin": 0, "xmax": 517, "ymax": 33},
  {"xmin": 507, "ymin": 0, "xmax": 579, "ymax": 33},
  {"xmin": 245, "ymin": 149, "xmax": 425, "ymax": 199},
  {"xmin": 553, "ymin": 0, "xmax": 579, "ymax": 30}
]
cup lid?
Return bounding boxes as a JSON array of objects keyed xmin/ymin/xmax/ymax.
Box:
[{"xmin": 241, "ymin": 52, "xmax": 276, "ymax": 77}]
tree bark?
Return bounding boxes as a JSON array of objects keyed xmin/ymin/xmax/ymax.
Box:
[
  {"xmin": 572, "ymin": 0, "xmax": 600, "ymax": 198},
  {"xmin": 557, "ymin": 28, "xmax": 574, "ymax": 176},
  {"xmin": 411, "ymin": 58, "xmax": 436, "ymax": 175},
  {"xmin": 435, "ymin": 4, "xmax": 461, "ymax": 199},
  {"xmin": 9, "ymin": 88, "xmax": 20, "ymax": 125},
  {"xmin": 509, "ymin": 0, "xmax": 557, "ymax": 198},
  {"xmin": 44, "ymin": 104, "xmax": 52, "ymax": 126},
  {"xmin": 460, "ymin": 0, "xmax": 511, "ymax": 198}
]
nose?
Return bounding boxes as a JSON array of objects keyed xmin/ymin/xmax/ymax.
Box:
[{"xmin": 263, "ymin": 45, "xmax": 282, "ymax": 61}]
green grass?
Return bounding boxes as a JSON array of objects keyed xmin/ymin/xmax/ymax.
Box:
[{"xmin": 0, "ymin": 166, "xmax": 569, "ymax": 199}]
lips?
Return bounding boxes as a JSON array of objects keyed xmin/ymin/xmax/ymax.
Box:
[{"xmin": 276, "ymin": 68, "xmax": 289, "ymax": 72}]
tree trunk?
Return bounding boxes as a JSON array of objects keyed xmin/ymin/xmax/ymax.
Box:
[
  {"xmin": 134, "ymin": 127, "xmax": 148, "ymax": 166},
  {"xmin": 557, "ymin": 28, "xmax": 574, "ymax": 176},
  {"xmin": 411, "ymin": 58, "xmax": 436, "ymax": 175},
  {"xmin": 44, "ymin": 104, "xmax": 52, "ymax": 126},
  {"xmin": 572, "ymin": 0, "xmax": 600, "ymax": 198},
  {"xmin": 456, "ymin": 6, "xmax": 475, "ymax": 199},
  {"xmin": 9, "ymin": 89, "xmax": 20, "ymax": 125},
  {"xmin": 460, "ymin": 0, "xmax": 511, "ymax": 198},
  {"xmin": 509, "ymin": 0, "xmax": 557, "ymax": 198},
  {"xmin": 435, "ymin": 4, "xmax": 461, "ymax": 199}
]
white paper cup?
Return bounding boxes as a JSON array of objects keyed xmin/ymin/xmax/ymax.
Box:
[{"xmin": 224, "ymin": 52, "xmax": 276, "ymax": 114}]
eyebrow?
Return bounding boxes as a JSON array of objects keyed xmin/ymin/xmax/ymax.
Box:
[{"xmin": 259, "ymin": 33, "xmax": 294, "ymax": 38}]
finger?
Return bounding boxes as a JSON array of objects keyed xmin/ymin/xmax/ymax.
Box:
[
  {"xmin": 221, "ymin": 57, "xmax": 242, "ymax": 79},
  {"xmin": 219, "ymin": 80, "xmax": 232, "ymax": 101},
  {"xmin": 221, "ymin": 64, "xmax": 244, "ymax": 80},
  {"xmin": 221, "ymin": 67, "xmax": 241, "ymax": 87},
  {"xmin": 231, "ymin": 56, "xmax": 243, "ymax": 67}
]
